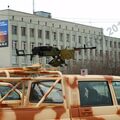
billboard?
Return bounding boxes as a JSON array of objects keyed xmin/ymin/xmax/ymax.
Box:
[{"xmin": 0, "ymin": 20, "xmax": 8, "ymax": 47}]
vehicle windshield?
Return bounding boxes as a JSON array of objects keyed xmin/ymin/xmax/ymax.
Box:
[{"xmin": 29, "ymin": 80, "xmax": 63, "ymax": 103}]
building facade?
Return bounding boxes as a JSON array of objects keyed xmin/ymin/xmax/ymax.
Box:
[{"xmin": 0, "ymin": 9, "xmax": 120, "ymax": 68}]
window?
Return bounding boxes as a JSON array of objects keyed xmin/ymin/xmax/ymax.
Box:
[
  {"xmin": 110, "ymin": 51, "xmax": 112, "ymax": 57},
  {"xmin": 114, "ymin": 42, "xmax": 117, "ymax": 48},
  {"xmin": 30, "ymin": 19, "xmax": 32, "ymax": 23},
  {"xmin": 60, "ymin": 33, "xmax": 63, "ymax": 41},
  {"xmin": 90, "ymin": 49, "xmax": 93, "ymax": 57},
  {"xmin": 12, "ymin": 40, "xmax": 18, "ymax": 49},
  {"xmin": 12, "ymin": 25, "xmax": 17, "ymax": 35},
  {"xmin": 78, "ymin": 36, "xmax": 81, "ymax": 43},
  {"xmin": 45, "ymin": 31, "xmax": 50, "ymax": 39},
  {"xmin": 118, "ymin": 42, "xmax": 120, "ymax": 48},
  {"xmin": 119, "ymin": 52, "xmax": 120, "ymax": 59},
  {"xmin": 21, "ymin": 27, "xmax": 26, "ymax": 36},
  {"xmin": 29, "ymin": 80, "xmax": 63, "ymax": 103},
  {"xmin": 66, "ymin": 34, "xmax": 70, "ymax": 42},
  {"xmin": 84, "ymin": 36, "xmax": 87, "ymax": 42},
  {"xmin": 95, "ymin": 39, "xmax": 98, "ymax": 45},
  {"xmin": 21, "ymin": 41, "xmax": 27, "ymax": 50},
  {"xmin": 78, "ymin": 81, "xmax": 112, "ymax": 107},
  {"xmin": 52, "ymin": 23, "xmax": 54, "ymax": 27},
  {"xmin": 113, "ymin": 81, "xmax": 120, "ymax": 104},
  {"xmin": 53, "ymin": 32, "xmax": 57, "ymax": 40},
  {"xmin": 0, "ymin": 85, "xmax": 20, "ymax": 100},
  {"xmin": 45, "ymin": 22, "xmax": 47, "ymax": 26},
  {"xmin": 59, "ymin": 25, "xmax": 61, "ymax": 28},
  {"xmin": 30, "ymin": 28, "xmax": 34, "ymax": 37},
  {"xmin": 38, "ymin": 29, "xmax": 42, "ymax": 38},
  {"xmin": 106, "ymin": 50, "xmax": 109, "ymax": 57},
  {"xmin": 114, "ymin": 51, "xmax": 117, "ymax": 61},
  {"xmin": 100, "ymin": 50, "xmax": 103, "ymax": 57},
  {"xmin": 66, "ymin": 26, "xmax": 67, "ymax": 30},
  {"xmin": 21, "ymin": 18, "xmax": 23, "ymax": 21},
  {"xmin": 100, "ymin": 39, "xmax": 103, "ymax": 47},
  {"xmin": 72, "ymin": 35, "xmax": 75, "ymax": 41},
  {"xmin": 110, "ymin": 41, "xmax": 112, "ymax": 47},
  {"xmin": 12, "ymin": 16, "xmax": 14, "ymax": 20},
  {"xmin": 105, "ymin": 40, "xmax": 107, "ymax": 47},
  {"xmin": 30, "ymin": 42, "xmax": 35, "ymax": 50},
  {"xmin": 95, "ymin": 50, "xmax": 97, "ymax": 56},
  {"xmin": 83, "ymin": 29, "xmax": 85, "ymax": 33}
]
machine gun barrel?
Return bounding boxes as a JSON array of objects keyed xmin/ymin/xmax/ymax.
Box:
[{"xmin": 74, "ymin": 44, "xmax": 96, "ymax": 51}]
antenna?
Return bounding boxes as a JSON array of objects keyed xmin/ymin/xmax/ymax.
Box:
[{"xmin": 33, "ymin": 0, "xmax": 35, "ymax": 13}]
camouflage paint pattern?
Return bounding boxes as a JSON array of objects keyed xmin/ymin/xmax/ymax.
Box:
[{"xmin": 0, "ymin": 66, "xmax": 120, "ymax": 120}]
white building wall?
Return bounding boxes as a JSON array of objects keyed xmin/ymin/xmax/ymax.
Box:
[
  {"xmin": 0, "ymin": 9, "xmax": 120, "ymax": 67},
  {"xmin": 0, "ymin": 47, "xmax": 11, "ymax": 67}
]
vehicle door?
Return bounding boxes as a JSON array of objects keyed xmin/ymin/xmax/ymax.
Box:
[
  {"xmin": 9, "ymin": 79, "xmax": 70, "ymax": 120},
  {"xmin": 78, "ymin": 79, "xmax": 119, "ymax": 120}
]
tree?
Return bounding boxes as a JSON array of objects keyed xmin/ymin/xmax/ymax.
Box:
[{"xmin": 64, "ymin": 53, "xmax": 120, "ymax": 75}]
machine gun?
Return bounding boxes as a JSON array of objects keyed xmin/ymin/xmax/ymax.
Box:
[{"xmin": 16, "ymin": 45, "xmax": 96, "ymax": 67}]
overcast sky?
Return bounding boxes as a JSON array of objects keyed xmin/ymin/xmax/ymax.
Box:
[{"xmin": 0, "ymin": 0, "xmax": 120, "ymax": 37}]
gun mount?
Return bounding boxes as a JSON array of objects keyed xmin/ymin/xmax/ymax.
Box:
[{"xmin": 16, "ymin": 45, "xmax": 96, "ymax": 67}]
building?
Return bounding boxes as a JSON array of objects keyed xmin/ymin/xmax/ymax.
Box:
[{"xmin": 0, "ymin": 9, "xmax": 120, "ymax": 68}]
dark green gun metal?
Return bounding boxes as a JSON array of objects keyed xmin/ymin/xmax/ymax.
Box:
[{"xmin": 16, "ymin": 45, "xmax": 96, "ymax": 67}]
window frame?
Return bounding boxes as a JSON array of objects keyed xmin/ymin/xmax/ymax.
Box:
[
  {"xmin": 29, "ymin": 80, "xmax": 64, "ymax": 104},
  {"xmin": 30, "ymin": 28, "xmax": 34, "ymax": 37},
  {"xmin": 12, "ymin": 25, "xmax": 17, "ymax": 35},
  {"xmin": 112, "ymin": 81, "xmax": 120, "ymax": 105},
  {"xmin": 21, "ymin": 27, "xmax": 26, "ymax": 36},
  {"xmin": 78, "ymin": 81, "xmax": 113, "ymax": 107},
  {"xmin": 38, "ymin": 29, "xmax": 42, "ymax": 38},
  {"xmin": 0, "ymin": 85, "xmax": 21, "ymax": 101},
  {"xmin": 45, "ymin": 30, "xmax": 50, "ymax": 39}
]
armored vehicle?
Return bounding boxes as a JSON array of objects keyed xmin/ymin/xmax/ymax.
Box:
[{"xmin": 0, "ymin": 64, "xmax": 120, "ymax": 120}]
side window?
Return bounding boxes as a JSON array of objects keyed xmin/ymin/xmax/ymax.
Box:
[
  {"xmin": 0, "ymin": 86, "xmax": 21, "ymax": 100},
  {"xmin": 78, "ymin": 81, "xmax": 113, "ymax": 107},
  {"xmin": 29, "ymin": 80, "xmax": 63, "ymax": 103},
  {"xmin": 112, "ymin": 81, "xmax": 120, "ymax": 104}
]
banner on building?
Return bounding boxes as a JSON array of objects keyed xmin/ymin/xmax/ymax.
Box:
[{"xmin": 0, "ymin": 20, "xmax": 8, "ymax": 47}]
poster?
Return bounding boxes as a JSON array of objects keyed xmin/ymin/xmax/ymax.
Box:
[{"xmin": 0, "ymin": 20, "xmax": 8, "ymax": 47}]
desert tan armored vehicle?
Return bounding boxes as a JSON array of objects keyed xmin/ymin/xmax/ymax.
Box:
[{"xmin": 0, "ymin": 64, "xmax": 120, "ymax": 120}]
